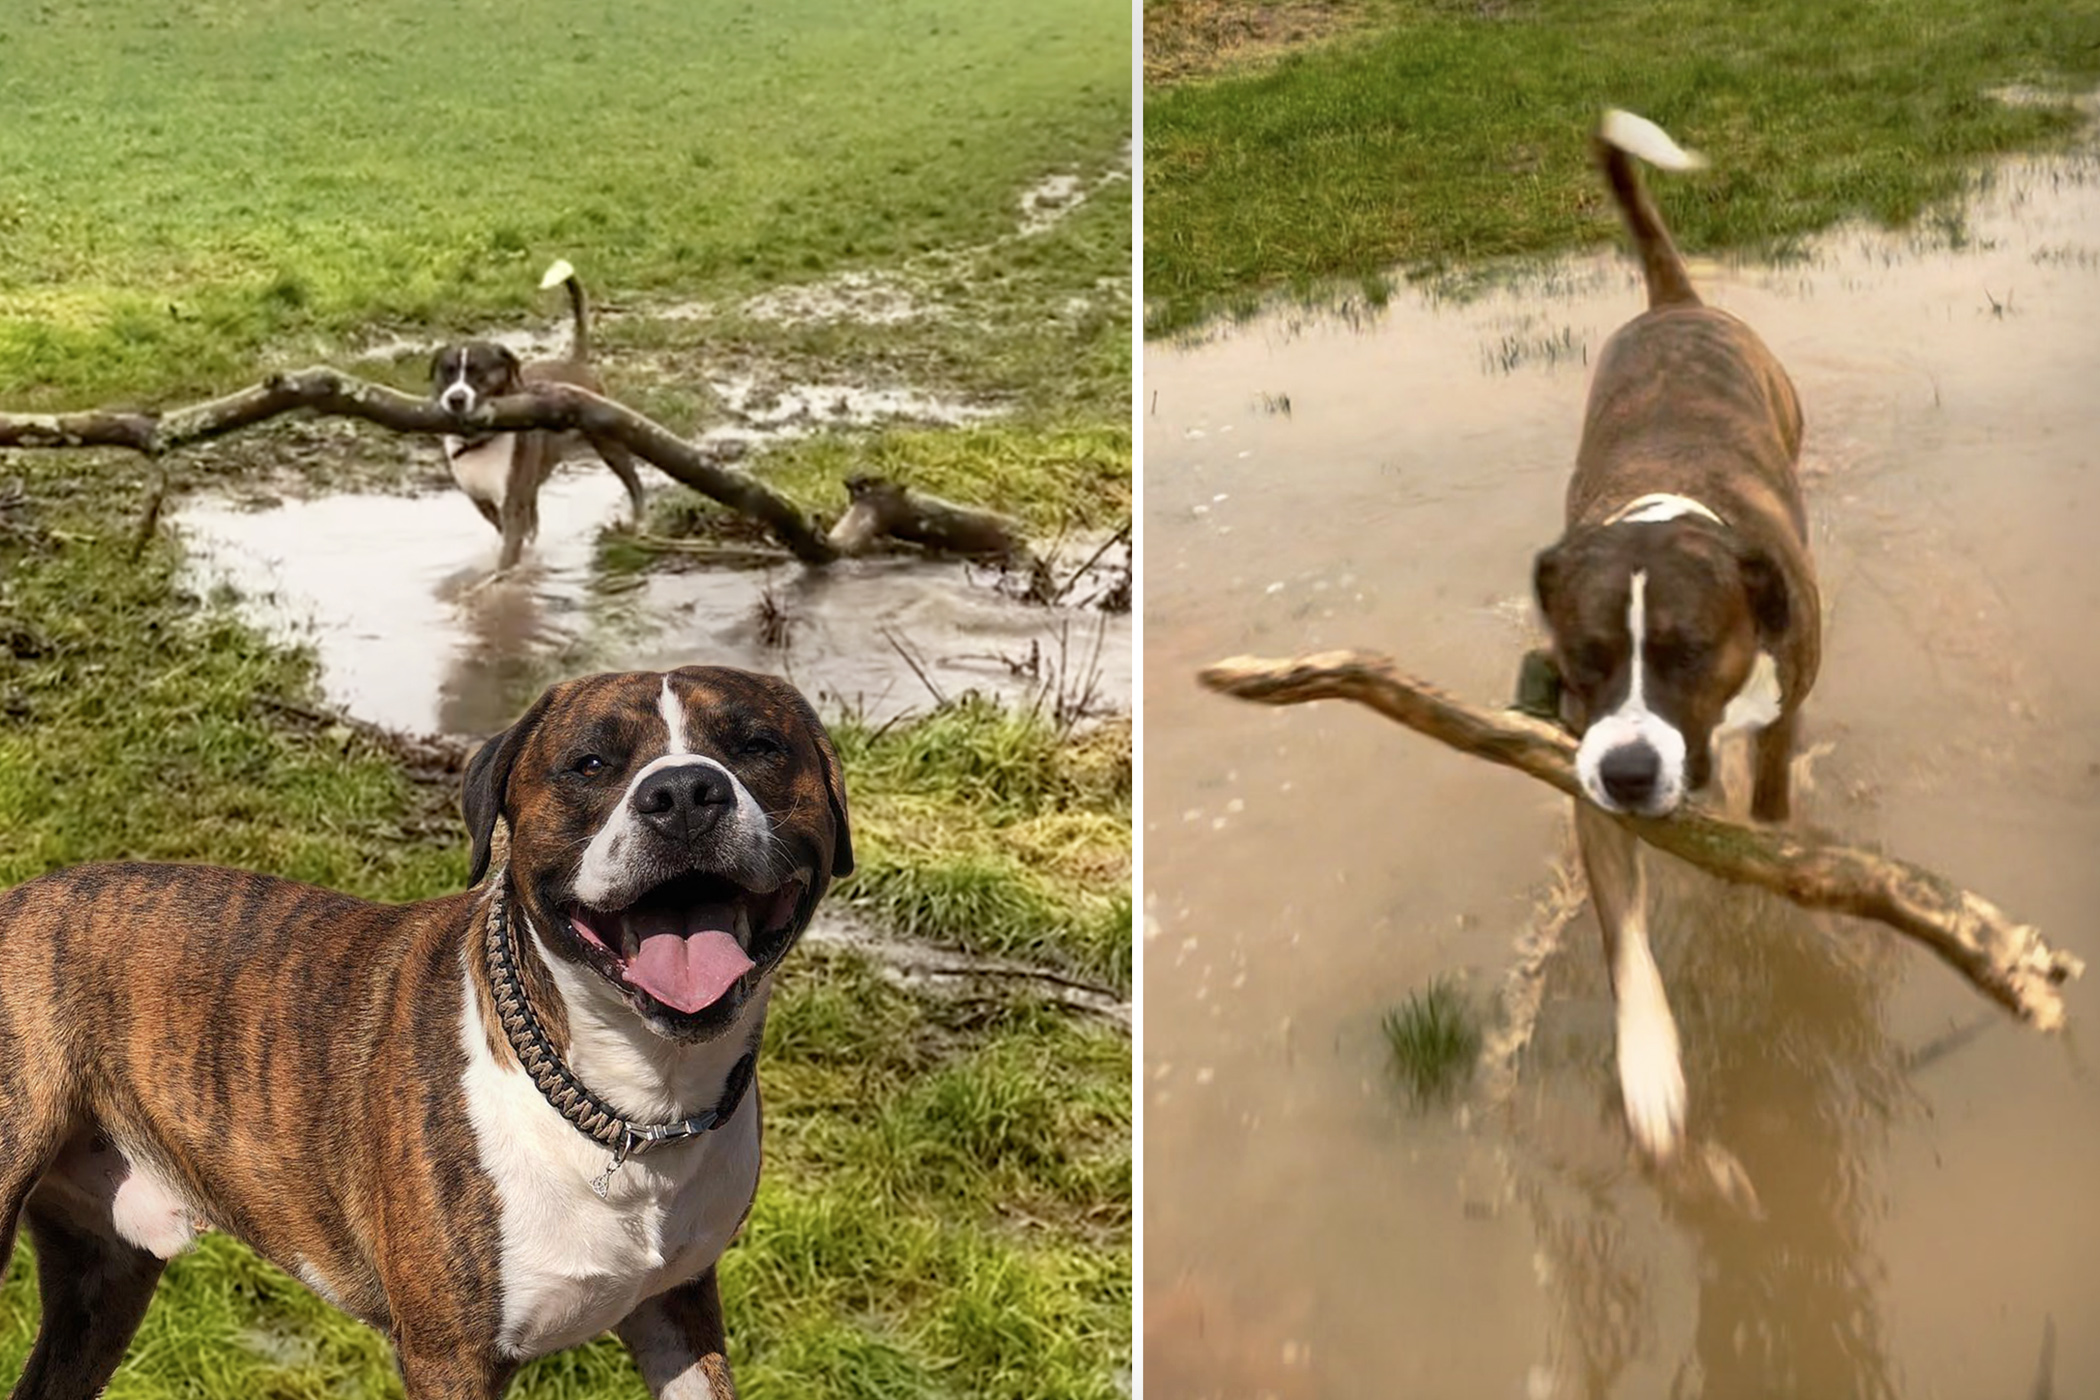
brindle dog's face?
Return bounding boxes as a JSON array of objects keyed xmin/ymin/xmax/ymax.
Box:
[
  {"xmin": 462, "ymin": 668, "xmax": 853, "ymax": 1041},
  {"xmin": 429, "ymin": 342, "xmax": 525, "ymax": 416},
  {"xmin": 1534, "ymin": 522, "xmax": 1788, "ymax": 816}
]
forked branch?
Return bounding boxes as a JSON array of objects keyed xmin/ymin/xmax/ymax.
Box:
[
  {"xmin": 0, "ymin": 368, "xmax": 838, "ymax": 560},
  {"xmin": 1198, "ymin": 650, "xmax": 2084, "ymax": 1030}
]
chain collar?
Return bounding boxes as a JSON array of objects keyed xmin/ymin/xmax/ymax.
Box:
[{"xmin": 481, "ymin": 874, "xmax": 755, "ymax": 1197}]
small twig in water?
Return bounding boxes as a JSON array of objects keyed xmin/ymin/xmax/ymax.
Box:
[
  {"xmin": 880, "ymin": 627, "xmax": 948, "ymax": 708},
  {"xmin": 1050, "ymin": 519, "xmax": 1133, "ymax": 607}
]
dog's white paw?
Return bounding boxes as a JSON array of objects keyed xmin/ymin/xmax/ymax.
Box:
[{"xmin": 1616, "ymin": 998, "xmax": 1686, "ymax": 1161}]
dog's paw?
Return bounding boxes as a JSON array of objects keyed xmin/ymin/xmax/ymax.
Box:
[{"xmin": 1616, "ymin": 1001, "xmax": 1686, "ymax": 1161}]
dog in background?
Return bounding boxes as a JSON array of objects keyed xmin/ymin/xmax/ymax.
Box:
[
  {"xmin": 1531, "ymin": 111, "xmax": 1821, "ymax": 1161},
  {"xmin": 431, "ymin": 260, "xmax": 649, "ymax": 570}
]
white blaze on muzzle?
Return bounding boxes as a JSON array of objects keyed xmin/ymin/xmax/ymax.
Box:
[
  {"xmin": 1574, "ymin": 570, "xmax": 1688, "ymax": 815},
  {"xmin": 570, "ymin": 677, "xmax": 775, "ymax": 908},
  {"xmin": 439, "ymin": 360, "xmax": 478, "ymax": 415},
  {"xmin": 571, "ymin": 765, "xmax": 772, "ymax": 912},
  {"xmin": 567, "ymin": 723, "xmax": 784, "ymax": 1015}
]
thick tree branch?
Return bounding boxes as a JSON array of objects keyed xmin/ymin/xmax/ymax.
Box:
[
  {"xmin": 1198, "ymin": 649, "xmax": 2085, "ymax": 1030},
  {"xmin": 0, "ymin": 367, "xmax": 838, "ymax": 563}
]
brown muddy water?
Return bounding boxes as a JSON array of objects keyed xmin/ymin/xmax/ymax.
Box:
[
  {"xmin": 177, "ymin": 469, "xmax": 1128, "ymax": 737},
  {"xmin": 1144, "ymin": 154, "xmax": 2100, "ymax": 1399}
]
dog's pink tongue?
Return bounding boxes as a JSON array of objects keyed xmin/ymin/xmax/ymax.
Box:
[{"xmin": 625, "ymin": 925, "xmax": 754, "ymax": 1014}]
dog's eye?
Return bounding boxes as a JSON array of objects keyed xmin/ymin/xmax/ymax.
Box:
[
  {"xmin": 739, "ymin": 734, "xmax": 786, "ymax": 758},
  {"xmin": 572, "ymin": 754, "xmax": 607, "ymax": 777},
  {"xmin": 1653, "ymin": 637, "xmax": 1706, "ymax": 669}
]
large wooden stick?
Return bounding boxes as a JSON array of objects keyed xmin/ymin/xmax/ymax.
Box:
[
  {"xmin": 0, "ymin": 368, "xmax": 839, "ymax": 563},
  {"xmin": 1198, "ymin": 650, "xmax": 2084, "ymax": 1030}
]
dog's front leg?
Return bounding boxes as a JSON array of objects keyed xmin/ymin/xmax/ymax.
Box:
[
  {"xmin": 495, "ymin": 477, "xmax": 532, "ymax": 573},
  {"xmin": 1575, "ymin": 799, "xmax": 1685, "ymax": 1160},
  {"xmin": 616, "ymin": 1267, "xmax": 739, "ymax": 1400}
]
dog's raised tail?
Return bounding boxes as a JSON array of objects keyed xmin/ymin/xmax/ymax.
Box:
[
  {"xmin": 539, "ymin": 257, "xmax": 590, "ymax": 363},
  {"xmin": 1594, "ymin": 109, "xmax": 1704, "ymax": 309}
]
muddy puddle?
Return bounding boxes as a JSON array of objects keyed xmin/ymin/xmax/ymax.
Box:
[
  {"xmin": 1144, "ymin": 152, "xmax": 2100, "ymax": 1399},
  {"xmin": 177, "ymin": 469, "xmax": 1128, "ymax": 738}
]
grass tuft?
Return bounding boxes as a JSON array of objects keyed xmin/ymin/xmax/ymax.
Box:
[{"xmin": 1382, "ymin": 975, "xmax": 1482, "ymax": 1106}]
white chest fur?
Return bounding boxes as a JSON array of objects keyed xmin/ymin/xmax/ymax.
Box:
[
  {"xmin": 458, "ymin": 966, "xmax": 764, "ymax": 1359},
  {"xmin": 444, "ymin": 434, "xmax": 517, "ymax": 510}
]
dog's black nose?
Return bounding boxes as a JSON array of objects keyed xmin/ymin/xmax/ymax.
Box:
[
  {"xmin": 1599, "ymin": 744, "xmax": 1661, "ymax": 808},
  {"xmin": 441, "ymin": 388, "xmax": 473, "ymax": 414},
  {"xmin": 633, "ymin": 763, "xmax": 735, "ymax": 838}
]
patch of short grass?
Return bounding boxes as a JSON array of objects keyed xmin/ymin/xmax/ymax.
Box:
[
  {"xmin": 1145, "ymin": 0, "xmax": 2100, "ymax": 332},
  {"xmin": 1382, "ymin": 975, "xmax": 1482, "ymax": 1106},
  {"xmin": 1144, "ymin": 0, "xmax": 1381, "ymax": 86}
]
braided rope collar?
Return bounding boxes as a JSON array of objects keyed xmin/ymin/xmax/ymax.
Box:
[{"xmin": 482, "ymin": 875, "xmax": 755, "ymax": 1198}]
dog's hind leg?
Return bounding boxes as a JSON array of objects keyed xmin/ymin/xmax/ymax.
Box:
[
  {"xmin": 591, "ymin": 436, "xmax": 649, "ymax": 521},
  {"xmin": 9, "ymin": 1201, "xmax": 166, "ymax": 1400},
  {"xmin": 616, "ymin": 1266, "xmax": 738, "ymax": 1399},
  {"xmin": 1576, "ymin": 800, "xmax": 1686, "ymax": 1160},
  {"xmin": 0, "ymin": 1004, "xmax": 73, "ymax": 1284}
]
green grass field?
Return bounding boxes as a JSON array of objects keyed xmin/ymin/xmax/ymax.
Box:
[
  {"xmin": 0, "ymin": 0, "xmax": 1131, "ymax": 1394},
  {"xmin": 1145, "ymin": 0, "xmax": 2100, "ymax": 331},
  {"xmin": 0, "ymin": 0, "xmax": 1128, "ymax": 407}
]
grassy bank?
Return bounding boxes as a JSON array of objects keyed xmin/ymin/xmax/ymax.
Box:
[
  {"xmin": 0, "ymin": 450, "xmax": 1129, "ymax": 1395},
  {"xmin": 1145, "ymin": 0, "xmax": 2100, "ymax": 331}
]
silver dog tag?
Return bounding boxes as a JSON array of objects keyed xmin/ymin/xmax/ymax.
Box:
[{"xmin": 590, "ymin": 1130, "xmax": 636, "ymax": 1199}]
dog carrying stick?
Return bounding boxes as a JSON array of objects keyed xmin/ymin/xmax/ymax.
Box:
[{"xmin": 1198, "ymin": 649, "xmax": 2084, "ymax": 1029}]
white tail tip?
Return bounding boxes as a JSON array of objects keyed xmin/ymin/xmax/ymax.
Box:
[
  {"xmin": 538, "ymin": 258, "xmax": 576, "ymax": 290},
  {"xmin": 1599, "ymin": 109, "xmax": 1707, "ymax": 171}
]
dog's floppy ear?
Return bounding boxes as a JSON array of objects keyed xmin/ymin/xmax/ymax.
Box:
[
  {"xmin": 785, "ymin": 688, "xmax": 854, "ymax": 878},
  {"xmin": 461, "ymin": 690, "xmax": 555, "ymax": 886},
  {"xmin": 1738, "ymin": 548, "xmax": 1791, "ymax": 640}
]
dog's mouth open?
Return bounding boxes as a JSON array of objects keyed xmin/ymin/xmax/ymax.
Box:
[{"xmin": 567, "ymin": 871, "xmax": 804, "ymax": 1014}]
